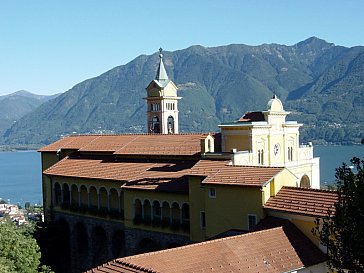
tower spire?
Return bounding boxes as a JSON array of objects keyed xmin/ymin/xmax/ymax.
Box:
[
  {"xmin": 145, "ymin": 48, "xmax": 181, "ymax": 134},
  {"xmin": 155, "ymin": 48, "xmax": 169, "ymax": 81}
]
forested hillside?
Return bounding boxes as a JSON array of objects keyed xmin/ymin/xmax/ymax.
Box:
[
  {"xmin": 0, "ymin": 91, "xmax": 59, "ymax": 137},
  {"xmin": 2, "ymin": 37, "xmax": 363, "ymax": 145}
]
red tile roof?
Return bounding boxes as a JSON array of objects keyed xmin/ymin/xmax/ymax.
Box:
[
  {"xmin": 86, "ymin": 225, "xmax": 326, "ymax": 273},
  {"xmin": 190, "ymin": 160, "xmax": 285, "ymax": 186},
  {"xmin": 39, "ymin": 134, "xmax": 213, "ymax": 156},
  {"xmin": 38, "ymin": 135, "xmax": 99, "ymax": 152},
  {"xmin": 238, "ymin": 111, "xmax": 265, "ymax": 122},
  {"xmin": 43, "ymin": 156, "xmax": 196, "ymax": 193},
  {"xmin": 264, "ymin": 186, "xmax": 338, "ymax": 217},
  {"xmin": 44, "ymin": 157, "xmax": 286, "ymax": 191}
]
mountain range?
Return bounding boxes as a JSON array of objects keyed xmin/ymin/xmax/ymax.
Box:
[
  {"xmin": 1, "ymin": 37, "xmax": 363, "ymax": 146},
  {"xmin": 0, "ymin": 91, "xmax": 59, "ymax": 137}
]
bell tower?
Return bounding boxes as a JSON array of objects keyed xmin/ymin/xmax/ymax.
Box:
[{"xmin": 145, "ymin": 48, "xmax": 181, "ymax": 134}]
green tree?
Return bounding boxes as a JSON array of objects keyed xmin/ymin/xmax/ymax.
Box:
[
  {"xmin": 0, "ymin": 221, "xmax": 52, "ymax": 273},
  {"xmin": 313, "ymin": 157, "xmax": 364, "ymax": 272}
]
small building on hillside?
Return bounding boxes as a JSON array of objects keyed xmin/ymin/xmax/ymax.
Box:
[{"xmin": 39, "ymin": 50, "xmax": 327, "ymax": 273}]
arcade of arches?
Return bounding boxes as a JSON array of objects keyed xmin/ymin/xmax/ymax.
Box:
[
  {"xmin": 53, "ymin": 182, "xmax": 124, "ymax": 219},
  {"xmin": 133, "ymin": 199, "xmax": 190, "ymax": 231},
  {"xmin": 51, "ymin": 216, "xmax": 125, "ymax": 273}
]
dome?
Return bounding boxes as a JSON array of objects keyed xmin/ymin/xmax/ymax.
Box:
[{"xmin": 267, "ymin": 95, "xmax": 284, "ymax": 111}]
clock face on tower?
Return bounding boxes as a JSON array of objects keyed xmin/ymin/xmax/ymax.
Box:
[{"xmin": 273, "ymin": 143, "xmax": 280, "ymax": 156}]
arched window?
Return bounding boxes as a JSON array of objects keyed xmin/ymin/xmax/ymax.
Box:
[
  {"xmin": 79, "ymin": 185, "xmax": 88, "ymax": 209},
  {"xmin": 182, "ymin": 203, "xmax": 189, "ymax": 221},
  {"xmin": 258, "ymin": 149, "xmax": 264, "ymax": 165},
  {"xmin": 71, "ymin": 184, "xmax": 78, "ymax": 207},
  {"xmin": 54, "ymin": 183, "xmax": 62, "ymax": 205},
  {"xmin": 99, "ymin": 187, "xmax": 108, "ymax": 211},
  {"xmin": 152, "ymin": 200, "xmax": 161, "ymax": 220},
  {"xmin": 300, "ymin": 175, "xmax": 311, "ymax": 188},
  {"xmin": 109, "ymin": 189, "xmax": 119, "ymax": 212},
  {"xmin": 89, "ymin": 186, "xmax": 98, "ymax": 210},
  {"xmin": 143, "ymin": 200, "xmax": 151, "ymax": 222},
  {"xmin": 150, "ymin": 116, "xmax": 160, "ymax": 133},
  {"xmin": 134, "ymin": 199, "xmax": 142, "ymax": 219},
  {"xmin": 288, "ymin": 147, "xmax": 293, "ymax": 161},
  {"xmin": 162, "ymin": 201, "xmax": 170, "ymax": 224},
  {"xmin": 167, "ymin": 116, "xmax": 174, "ymax": 134},
  {"xmin": 62, "ymin": 184, "xmax": 70, "ymax": 206},
  {"xmin": 171, "ymin": 202, "xmax": 180, "ymax": 224}
]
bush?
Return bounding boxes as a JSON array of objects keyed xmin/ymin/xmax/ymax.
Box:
[{"xmin": 0, "ymin": 221, "xmax": 53, "ymax": 273}]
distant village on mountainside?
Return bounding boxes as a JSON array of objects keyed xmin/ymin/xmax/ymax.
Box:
[{"xmin": 0, "ymin": 38, "xmax": 363, "ymax": 149}]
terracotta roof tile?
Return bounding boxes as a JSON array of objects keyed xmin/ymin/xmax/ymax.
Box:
[
  {"xmin": 38, "ymin": 136, "xmax": 99, "ymax": 152},
  {"xmin": 43, "ymin": 156, "xmax": 196, "ymax": 193},
  {"xmin": 265, "ymin": 186, "xmax": 338, "ymax": 217},
  {"xmin": 238, "ymin": 111, "xmax": 265, "ymax": 122},
  {"xmin": 39, "ymin": 134, "xmax": 214, "ymax": 156},
  {"xmin": 190, "ymin": 160, "xmax": 284, "ymax": 186},
  {"xmin": 86, "ymin": 225, "xmax": 326, "ymax": 273}
]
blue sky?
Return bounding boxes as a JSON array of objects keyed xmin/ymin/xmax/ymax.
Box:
[{"xmin": 1, "ymin": 0, "xmax": 363, "ymax": 96}]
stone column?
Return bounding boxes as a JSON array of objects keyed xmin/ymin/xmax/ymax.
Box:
[
  {"xmin": 87, "ymin": 188, "xmax": 90, "ymax": 208},
  {"xmin": 61, "ymin": 186, "xmax": 64, "ymax": 204},
  {"xmin": 78, "ymin": 190, "xmax": 81, "ymax": 207},
  {"xmin": 68, "ymin": 187, "xmax": 72, "ymax": 206},
  {"xmin": 118, "ymin": 191, "xmax": 121, "ymax": 213},
  {"xmin": 107, "ymin": 191, "xmax": 111, "ymax": 211},
  {"xmin": 169, "ymin": 206, "xmax": 172, "ymax": 223},
  {"xmin": 52, "ymin": 184, "xmax": 56, "ymax": 207}
]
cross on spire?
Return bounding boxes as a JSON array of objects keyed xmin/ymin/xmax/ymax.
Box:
[{"xmin": 155, "ymin": 48, "xmax": 168, "ymax": 81}]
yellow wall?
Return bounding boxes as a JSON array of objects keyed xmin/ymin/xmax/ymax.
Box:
[
  {"xmin": 266, "ymin": 211, "xmax": 320, "ymax": 247},
  {"xmin": 224, "ymin": 135, "xmax": 251, "ymax": 152},
  {"xmin": 41, "ymin": 150, "xmax": 77, "ymax": 171},
  {"xmin": 189, "ymin": 176, "xmax": 264, "ymax": 241},
  {"xmin": 163, "ymin": 84, "xmax": 177, "ymax": 97},
  {"xmin": 268, "ymin": 135, "xmax": 285, "ymax": 165},
  {"xmin": 204, "ymin": 185, "xmax": 263, "ymax": 238},
  {"xmin": 291, "ymin": 218, "xmax": 320, "ymax": 246},
  {"xmin": 41, "ymin": 152, "xmax": 58, "ymax": 171},
  {"xmin": 42, "ymin": 175, "xmax": 52, "ymax": 212},
  {"xmin": 262, "ymin": 169, "xmax": 298, "ymax": 204},
  {"xmin": 189, "ymin": 176, "xmax": 206, "ymax": 241}
]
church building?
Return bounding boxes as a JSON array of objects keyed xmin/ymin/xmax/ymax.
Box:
[
  {"xmin": 39, "ymin": 50, "xmax": 332, "ymax": 273},
  {"xmin": 145, "ymin": 49, "xmax": 180, "ymax": 134}
]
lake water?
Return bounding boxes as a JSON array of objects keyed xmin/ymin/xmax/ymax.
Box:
[
  {"xmin": 314, "ymin": 145, "xmax": 364, "ymax": 185},
  {"xmin": 0, "ymin": 146, "xmax": 363, "ymax": 206},
  {"xmin": 0, "ymin": 151, "xmax": 42, "ymax": 206}
]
